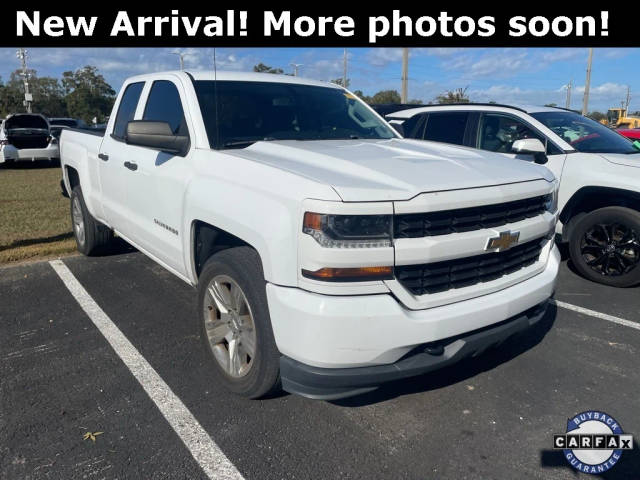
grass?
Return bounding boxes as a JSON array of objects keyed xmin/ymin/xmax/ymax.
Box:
[{"xmin": 0, "ymin": 163, "xmax": 76, "ymax": 264}]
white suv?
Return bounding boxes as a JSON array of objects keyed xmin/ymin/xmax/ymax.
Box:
[{"xmin": 389, "ymin": 104, "xmax": 640, "ymax": 287}]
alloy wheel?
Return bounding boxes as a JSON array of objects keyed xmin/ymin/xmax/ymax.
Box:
[
  {"xmin": 203, "ymin": 275, "xmax": 257, "ymax": 378},
  {"xmin": 580, "ymin": 222, "xmax": 640, "ymax": 276},
  {"xmin": 72, "ymin": 196, "xmax": 85, "ymax": 246}
]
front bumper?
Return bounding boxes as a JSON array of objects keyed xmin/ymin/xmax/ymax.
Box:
[
  {"xmin": 267, "ymin": 245, "xmax": 560, "ymax": 398},
  {"xmin": 280, "ymin": 300, "xmax": 550, "ymax": 400}
]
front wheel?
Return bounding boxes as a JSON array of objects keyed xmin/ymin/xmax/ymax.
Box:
[
  {"xmin": 197, "ymin": 247, "xmax": 281, "ymax": 398},
  {"xmin": 569, "ymin": 207, "xmax": 640, "ymax": 287}
]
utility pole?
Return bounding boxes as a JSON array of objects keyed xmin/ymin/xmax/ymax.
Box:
[
  {"xmin": 16, "ymin": 48, "xmax": 32, "ymax": 113},
  {"xmin": 342, "ymin": 48, "xmax": 348, "ymax": 88},
  {"xmin": 290, "ymin": 63, "xmax": 303, "ymax": 77},
  {"xmin": 401, "ymin": 48, "xmax": 409, "ymax": 104},
  {"xmin": 565, "ymin": 79, "xmax": 572, "ymax": 110},
  {"xmin": 171, "ymin": 52, "xmax": 185, "ymax": 70},
  {"xmin": 625, "ymin": 85, "xmax": 631, "ymax": 112},
  {"xmin": 581, "ymin": 48, "xmax": 593, "ymax": 116}
]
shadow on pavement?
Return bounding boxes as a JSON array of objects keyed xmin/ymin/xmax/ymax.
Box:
[{"xmin": 331, "ymin": 303, "xmax": 558, "ymax": 407}]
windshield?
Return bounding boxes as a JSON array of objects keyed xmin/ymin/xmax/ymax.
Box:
[
  {"xmin": 194, "ymin": 81, "xmax": 396, "ymax": 149},
  {"xmin": 531, "ymin": 111, "xmax": 640, "ymax": 154}
]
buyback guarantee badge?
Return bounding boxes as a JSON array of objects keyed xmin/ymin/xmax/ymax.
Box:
[{"xmin": 553, "ymin": 411, "xmax": 634, "ymax": 474}]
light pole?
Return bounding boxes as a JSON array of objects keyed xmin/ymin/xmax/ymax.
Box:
[
  {"xmin": 290, "ymin": 63, "xmax": 303, "ymax": 77},
  {"xmin": 401, "ymin": 48, "xmax": 409, "ymax": 104},
  {"xmin": 582, "ymin": 48, "xmax": 593, "ymax": 116},
  {"xmin": 171, "ymin": 52, "xmax": 185, "ymax": 70},
  {"xmin": 16, "ymin": 48, "xmax": 32, "ymax": 113}
]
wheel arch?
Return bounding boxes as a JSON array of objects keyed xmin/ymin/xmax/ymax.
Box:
[
  {"xmin": 560, "ymin": 186, "xmax": 640, "ymax": 242},
  {"xmin": 190, "ymin": 220, "xmax": 261, "ymax": 282}
]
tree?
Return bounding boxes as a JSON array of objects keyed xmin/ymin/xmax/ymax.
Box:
[
  {"xmin": 407, "ymin": 99, "xmax": 423, "ymax": 105},
  {"xmin": 331, "ymin": 78, "xmax": 350, "ymax": 88},
  {"xmin": 0, "ymin": 69, "xmax": 67, "ymax": 117},
  {"xmin": 352, "ymin": 90, "xmax": 370, "ymax": 102},
  {"xmin": 253, "ymin": 63, "xmax": 284, "ymax": 74},
  {"xmin": 435, "ymin": 87, "xmax": 470, "ymax": 104},
  {"xmin": 587, "ymin": 111, "xmax": 607, "ymax": 122},
  {"xmin": 62, "ymin": 66, "xmax": 115, "ymax": 123},
  {"xmin": 545, "ymin": 103, "xmax": 558, "ymax": 107},
  {"xmin": 370, "ymin": 90, "xmax": 401, "ymax": 105}
]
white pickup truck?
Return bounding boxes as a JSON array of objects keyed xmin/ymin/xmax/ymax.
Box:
[{"xmin": 60, "ymin": 71, "xmax": 560, "ymax": 400}]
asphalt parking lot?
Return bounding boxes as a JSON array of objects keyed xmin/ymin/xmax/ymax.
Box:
[{"xmin": 1, "ymin": 249, "xmax": 639, "ymax": 480}]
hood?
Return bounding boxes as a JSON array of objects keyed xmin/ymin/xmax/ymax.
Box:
[
  {"xmin": 5, "ymin": 114, "xmax": 49, "ymax": 131},
  {"xmin": 226, "ymin": 138, "xmax": 553, "ymax": 201},
  {"xmin": 599, "ymin": 152, "xmax": 640, "ymax": 169}
]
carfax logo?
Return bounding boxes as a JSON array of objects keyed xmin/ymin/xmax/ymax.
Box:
[{"xmin": 553, "ymin": 411, "xmax": 633, "ymax": 474}]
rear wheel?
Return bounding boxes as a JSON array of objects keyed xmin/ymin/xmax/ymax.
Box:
[
  {"xmin": 70, "ymin": 185, "xmax": 113, "ymax": 255},
  {"xmin": 197, "ymin": 247, "xmax": 281, "ymax": 398},
  {"xmin": 569, "ymin": 207, "xmax": 640, "ymax": 287}
]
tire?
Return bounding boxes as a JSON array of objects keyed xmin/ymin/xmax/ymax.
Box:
[
  {"xmin": 569, "ymin": 206, "xmax": 640, "ymax": 287},
  {"xmin": 70, "ymin": 185, "xmax": 113, "ymax": 256},
  {"xmin": 197, "ymin": 247, "xmax": 281, "ymax": 398}
]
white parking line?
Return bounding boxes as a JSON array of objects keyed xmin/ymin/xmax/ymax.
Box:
[
  {"xmin": 551, "ymin": 299, "xmax": 640, "ymax": 331},
  {"xmin": 49, "ymin": 259, "xmax": 244, "ymax": 480}
]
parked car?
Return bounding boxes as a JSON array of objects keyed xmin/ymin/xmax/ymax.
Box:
[
  {"xmin": 388, "ymin": 104, "xmax": 640, "ymax": 287},
  {"xmin": 48, "ymin": 117, "xmax": 85, "ymax": 129},
  {"xmin": 0, "ymin": 113, "xmax": 59, "ymax": 164},
  {"xmin": 617, "ymin": 128, "xmax": 640, "ymax": 141},
  {"xmin": 60, "ymin": 72, "xmax": 559, "ymax": 400}
]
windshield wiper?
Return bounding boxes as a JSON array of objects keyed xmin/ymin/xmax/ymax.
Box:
[{"xmin": 221, "ymin": 137, "xmax": 277, "ymax": 149}]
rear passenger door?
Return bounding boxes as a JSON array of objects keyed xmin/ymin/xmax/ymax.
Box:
[{"xmin": 99, "ymin": 81, "xmax": 145, "ymax": 230}]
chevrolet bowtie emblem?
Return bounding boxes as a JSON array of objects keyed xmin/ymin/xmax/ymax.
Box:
[{"xmin": 486, "ymin": 230, "xmax": 520, "ymax": 251}]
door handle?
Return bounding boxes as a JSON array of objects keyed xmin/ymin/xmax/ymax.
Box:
[
  {"xmin": 124, "ymin": 161, "xmax": 138, "ymax": 171},
  {"xmin": 98, "ymin": 153, "xmax": 109, "ymax": 161}
]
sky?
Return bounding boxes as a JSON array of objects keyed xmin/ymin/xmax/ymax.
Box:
[{"xmin": 0, "ymin": 47, "xmax": 637, "ymax": 112}]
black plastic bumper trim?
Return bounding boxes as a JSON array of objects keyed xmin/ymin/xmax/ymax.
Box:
[{"xmin": 280, "ymin": 300, "xmax": 549, "ymax": 400}]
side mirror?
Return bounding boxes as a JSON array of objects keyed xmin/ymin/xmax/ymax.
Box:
[
  {"xmin": 388, "ymin": 120, "xmax": 405, "ymax": 137},
  {"xmin": 125, "ymin": 121, "xmax": 189, "ymax": 155},
  {"xmin": 511, "ymin": 138, "xmax": 548, "ymax": 164}
]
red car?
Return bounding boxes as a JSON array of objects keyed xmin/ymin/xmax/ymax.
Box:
[{"xmin": 617, "ymin": 128, "xmax": 640, "ymax": 140}]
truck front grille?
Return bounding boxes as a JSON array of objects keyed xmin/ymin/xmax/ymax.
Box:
[
  {"xmin": 394, "ymin": 195, "xmax": 549, "ymax": 238},
  {"xmin": 395, "ymin": 238, "xmax": 544, "ymax": 295}
]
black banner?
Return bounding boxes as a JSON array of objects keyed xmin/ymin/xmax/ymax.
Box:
[{"xmin": 1, "ymin": 7, "xmax": 635, "ymax": 47}]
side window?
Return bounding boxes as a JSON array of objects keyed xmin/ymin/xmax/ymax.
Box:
[
  {"xmin": 143, "ymin": 80, "xmax": 187, "ymax": 136},
  {"xmin": 401, "ymin": 113, "xmax": 427, "ymax": 139},
  {"xmin": 112, "ymin": 82, "xmax": 144, "ymax": 139},
  {"xmin": 478, "ymin": 113, "xmax": 546, "ymax": 154},
  {"xmin": 423, "ymin": 112, "xmax": 468, "ymax": 145}
]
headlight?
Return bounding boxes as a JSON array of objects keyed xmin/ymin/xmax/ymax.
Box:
[
  {"xmin": 544, "ymin": 184, "xmax": 559, "ymax": 213},
  {"xmin": 303, "ymin": 212, "xmax": 392, "ymax": 248}
]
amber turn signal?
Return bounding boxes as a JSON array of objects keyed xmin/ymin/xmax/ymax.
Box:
[{"xmin": 302, "ymin": 266, "xmax": 393, "ymax": 282}]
